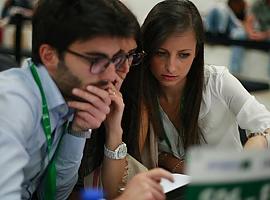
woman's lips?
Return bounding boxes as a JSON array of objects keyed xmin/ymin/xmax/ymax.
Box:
[{"xmin": 161, "ymin": 74, "xmax": 178, "ymax": 81}]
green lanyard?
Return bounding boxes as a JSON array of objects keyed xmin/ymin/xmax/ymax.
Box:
[{"xmin": 30, "ymin": 63, "xmax": 56, "ymax": 200}]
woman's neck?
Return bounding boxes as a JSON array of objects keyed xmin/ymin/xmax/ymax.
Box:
[{"xmin": 159, "ymin": 80, "xmax": 186, "ymax": 104}]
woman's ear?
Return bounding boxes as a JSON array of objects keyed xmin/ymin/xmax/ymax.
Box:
[{"xmin": 39, "ymin": 44, "xmax": 59, "ymax": 73}]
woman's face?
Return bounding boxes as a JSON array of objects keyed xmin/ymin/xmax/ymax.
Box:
[{"xmin": 150, "ymin": 29, "xmax": 196, "ymax": 90}]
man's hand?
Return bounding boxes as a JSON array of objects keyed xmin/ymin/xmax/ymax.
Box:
[
  {"xmin": 67, "ymin": 85, "xmax": 111, "ymax": 132},
  {"xmin": 116, "ymin": 168, "xmax": 174, "ymax": 200}
]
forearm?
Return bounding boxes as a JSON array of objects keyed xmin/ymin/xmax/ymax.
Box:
[
  {"xmin": 55, "ymin": 133, "xmax": 86, "ymax": 200},
  {"xmin": 102, "ymin": 156, "xmax": 127, "ymax": 199},
  {"xmin": 102, "ymin": 128, "xmax": 127, "ymax": 199},
  {"xmin": 244, "ymin": 129, "xmax": 270, "ymax": 149}
]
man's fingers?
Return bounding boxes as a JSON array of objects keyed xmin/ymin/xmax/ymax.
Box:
[
  {"xmin": 69, "ymin": 102, "xmax": 108, "ymax": 120},
  {"xmin": 74, "ymin": 111, "xmax": 103, "ymax": 129},
  {"xmin": 73, "ymin": 86, "xmax": 111, "ymax": 106},
  {"xmin": 68, "ymin": 99, "xmax": 110, "ymax": 115}
]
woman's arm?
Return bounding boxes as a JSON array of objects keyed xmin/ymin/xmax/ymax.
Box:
[
  {"xmin": 244, "ymin": 128, "xmax": 269, "ymax": 149},
  {"xmin": 218, "ymin": 68, "xmax": 270, "ymax": 149},
  {"xmin": 102, "ymin": 84, "xmax": 127, "ymax": 199},
  {"xmin": 102, "ymin": 128, "xmax": 127, "ymax": 199},
  {"xmin": 244, "ymin": 14, "xmax": 269, "ymax": 41}
]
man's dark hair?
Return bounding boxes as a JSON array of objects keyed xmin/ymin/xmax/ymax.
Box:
[{"xmin": 31, "ymin": 0, "xmax": 140, "ymax": 65}]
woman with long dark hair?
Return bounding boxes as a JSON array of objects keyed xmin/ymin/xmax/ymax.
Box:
[{"xmin": 125, "ymin": 0, "xmax": 270, "ymax": 173}]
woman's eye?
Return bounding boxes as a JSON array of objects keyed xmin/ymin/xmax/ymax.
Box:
[
  {"xmin": 178, "ymin": 53, "xmax": 190, "ymax": 59},
  {"xmin": 155, "ymin": 51, "xmax": 167, "ymax": 57}
]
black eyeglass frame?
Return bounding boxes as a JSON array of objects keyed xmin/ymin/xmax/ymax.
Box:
[{"xmin": 66, "ymin": 49, "xmax": 145, "ymax": 74}]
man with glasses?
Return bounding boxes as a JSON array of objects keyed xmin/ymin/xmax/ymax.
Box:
[
  {"xmin": 71, "ymin": 28, "xmax": 148, "ymax": 199},
  {"xmin": 0, "ymin": 0, "xmax": 172, "ymax": 200}
]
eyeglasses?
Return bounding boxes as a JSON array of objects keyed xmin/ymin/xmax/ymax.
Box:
[
  {"xmin": 66, "ymin": 49, "xmax": 145, "ymax": 74},
  {"xmin": 125, "ymin": 51, "xmax": 146, "ymax": 67}
]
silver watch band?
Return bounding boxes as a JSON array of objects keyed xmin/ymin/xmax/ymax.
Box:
[
  {"xmin": 66, "ymin": 121, "xmax": 92, "ymax": 138},
  {"xmin": 68, "ymin": 129, "xmax": 92, "ymax": 138},
  {"xmin": 104, "ymin": 142, "xmax": 127, "ymax": 159}
]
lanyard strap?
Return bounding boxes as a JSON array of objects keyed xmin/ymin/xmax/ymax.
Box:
[{"xmin": 30, "ymin": 63, "xmax": 56, "ymax": 200}]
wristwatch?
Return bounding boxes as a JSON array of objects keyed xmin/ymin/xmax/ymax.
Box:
[
  {"xmin": 66, "ymin": 121, "xmax": 92, "ymax": 138},
  {"xmin": 104, "ymin": 142, "xmax": 127, "ymax": 159}
]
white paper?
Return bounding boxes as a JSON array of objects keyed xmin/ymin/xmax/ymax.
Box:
[{"xmin": 160, "ymin": 173, "xmax": 190, "ymax": 193}]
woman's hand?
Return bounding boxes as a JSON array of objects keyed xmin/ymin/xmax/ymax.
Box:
[{"xmin": 104, "ymin": 82, "xmax": 125, "ymax": 148}]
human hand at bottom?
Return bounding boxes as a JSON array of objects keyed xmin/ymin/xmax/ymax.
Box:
[{"xmin": 115, "ymin": 168, "xmax": 174, "ymax": 200}]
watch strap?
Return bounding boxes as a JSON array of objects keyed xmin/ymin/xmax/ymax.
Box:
[
  {"xmin": 66, "ymin": 121, "xmax": 92, "ymax": 138},
  {"xmin": 104, "ymin": 142, "xmax": 127, "ymax": 159}
]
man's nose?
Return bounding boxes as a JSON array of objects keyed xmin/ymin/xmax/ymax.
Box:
[{"xmin": 100, "ymin": 62, "xmax": 118, "ymax": 83}]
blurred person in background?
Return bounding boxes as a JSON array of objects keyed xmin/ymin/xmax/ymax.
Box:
[
  {"xmin": 1, "ymin": 0, "xmax": 34, "ymax": 20},
  {"xmin": 205, "ymin": 0, "xmax": 246, "ymax": 37},
  {"xmin": 204, "ymin": 0, "xmax": 250, "ymax": 75}
]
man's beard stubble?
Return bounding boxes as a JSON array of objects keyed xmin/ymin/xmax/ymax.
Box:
[
  {"xmin": 53, "ymin": 60, "xmax": 84, "ymax": 102},
  {"xmin": 53, "ymin": 60, "xmax": 110, "ymax": 102}
]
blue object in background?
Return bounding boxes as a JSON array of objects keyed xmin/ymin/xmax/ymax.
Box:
[{"xmin": 80, "ymin": 188, "xmax": 104, "ymax": 200}]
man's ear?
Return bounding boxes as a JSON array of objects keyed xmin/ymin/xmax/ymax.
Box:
[{"xmin": 39, "ymin": 44, "xmax": 59, "ymax": 73}]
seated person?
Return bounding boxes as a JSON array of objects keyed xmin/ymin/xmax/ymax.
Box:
[
  {"xmin": 204, "ymin": 0, "xmax": 250, "ymax": 74},
  {"xmin": 231, "ymin": 0, "xmax": 270, "ymax": 75},
  {"xmin": 204, "ymin": 0, "xmax": 246, "ymax": 37},
  {"xmin": 230, "ymin": 0, "xmax": 270, "ymax": 74},
  {"xmin": 82, "ymin": 0, "xmax": 270, "ymax": 198},
  {"xmin": 237, "ymin": 0, "xmax": 270, "ymax": 77},
  {"xmin": 245, "ymin": 0, "xmax": 270, "ymax": 42},
  {"xmin": 1, "ymin": 0, "xmax": 34, "ymax": 20}
]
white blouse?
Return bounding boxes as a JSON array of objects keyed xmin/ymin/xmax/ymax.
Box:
[{"xmin": 159, "ymin": 65, "xmax": 270, "ymax": 158}]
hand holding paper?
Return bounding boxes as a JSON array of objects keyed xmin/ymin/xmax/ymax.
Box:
[{"xmin": 160, "ymin": 173, "xmax": 190, "ymax": 193}]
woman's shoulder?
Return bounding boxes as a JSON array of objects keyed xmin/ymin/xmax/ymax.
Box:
[
  {"xmin": 200, "ymin": 65, "xmax": 230, "ymax": 119},
  {"xmin": 204, "ymin": 64, "xmax": 228, "ymax": 74},
  {"xmin": 204, "ymin": 64, "xmax": 229, "ymax": 82}
]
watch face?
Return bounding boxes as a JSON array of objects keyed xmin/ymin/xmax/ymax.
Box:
[
  {"xmin": 104, "ymin": 143, "xmax": 127, "ymax": 159},
  {"xmin": 117, "ymin": 144, "xmax": 127, "ymax": 158}
]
